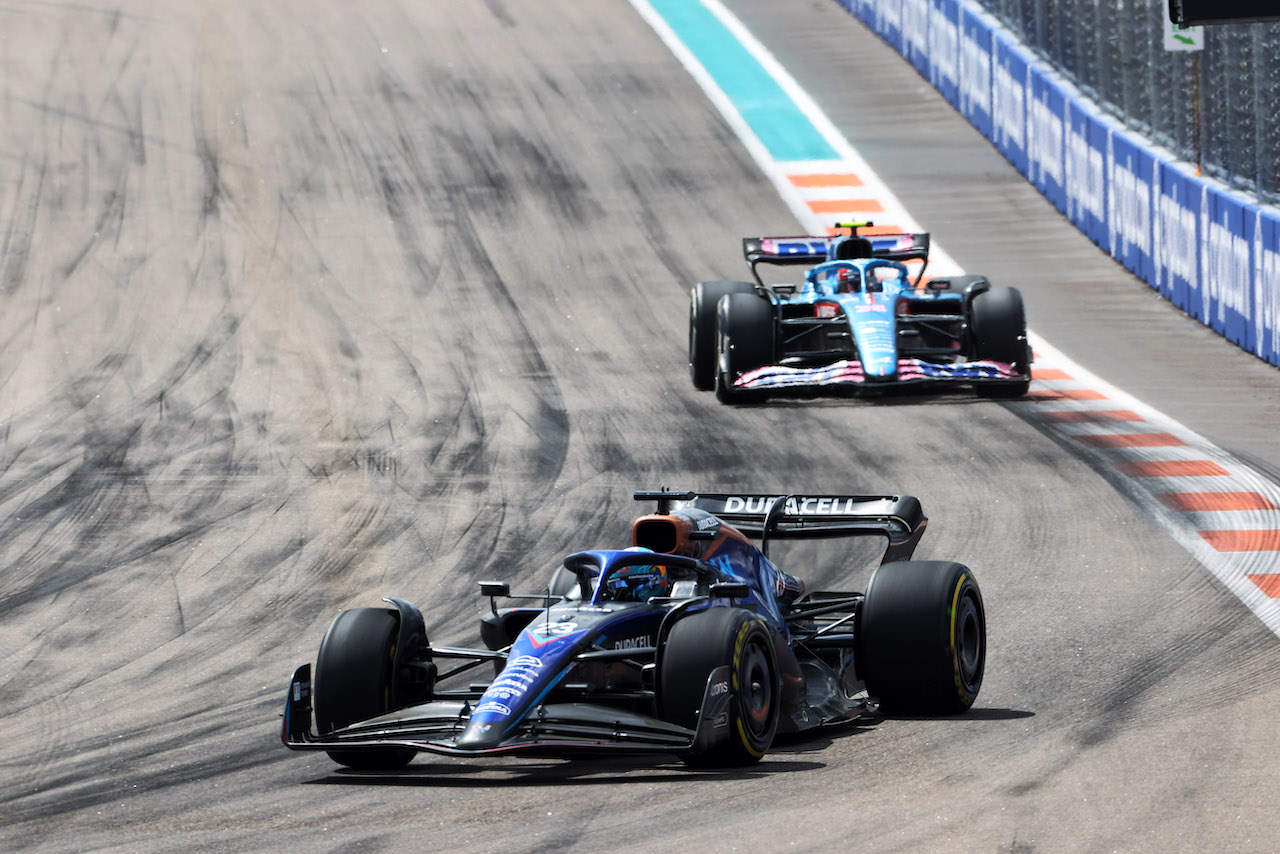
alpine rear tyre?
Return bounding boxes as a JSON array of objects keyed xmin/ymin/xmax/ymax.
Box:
[
  {"xmin": 690, "ymin": 281, "xmax": 755, "ymax": 390},
  {"xmin": 714, "ymin": 292, "xmax": 774, "ymax": 404}
]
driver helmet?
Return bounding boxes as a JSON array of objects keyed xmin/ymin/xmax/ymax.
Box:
[
  {"xmin": 835, "ymin": 266, "xmax": 857, "ymax": 293},
  {"xmin": 606, "ymin": 547, "xmax": 670, "ymax": 602}
]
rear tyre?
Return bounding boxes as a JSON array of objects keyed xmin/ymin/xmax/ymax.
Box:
[
  {"xmin": 714, "ymin": 292, "xmax": 774, "ymax": 404},
  {"xmin": 857, "ymin": 561, "xmax": 985, "ymax": 715},
  {"xmin": 969, "ymin": 286, "xmax": 1030, "ymax": 398},
  {"xmin": 690, "ymin": 281, "xmax": 755, "ymax": 390},
  {"xmin": 659, "ymin": 607, "xmax": 780, "ymax": 767},
  {"xmin": 314, "ymin": 607, "xmax": 416, "ymax": 770}
]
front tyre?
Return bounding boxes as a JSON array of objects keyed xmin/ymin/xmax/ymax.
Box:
[
  {"xmin": 857, "ymin": 561, "xmax": 985, "ymax": 715},
  {"xmin": 659, "ymin": 607, "xmax": 780, "ymax": 767},
  {"xmin": 969, "ymin": 285, "xmax": 1031, "ymax": 398},
  {"xmin": 690, "ymin": 281, "xmax": 755, "ymax": 390},
  {"xmin": 314, "ymin": 607, "xmax": 416, "ymax": 770}
]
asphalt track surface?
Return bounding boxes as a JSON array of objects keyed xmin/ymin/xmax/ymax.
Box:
[{"xmin": 2, "ymin": 1, "xmax": 1279, "ymax": 852}]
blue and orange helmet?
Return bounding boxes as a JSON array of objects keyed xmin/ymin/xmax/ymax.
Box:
[{"xmin": 605, "ymin": 547, "xmax": 670, "ymax": 602}]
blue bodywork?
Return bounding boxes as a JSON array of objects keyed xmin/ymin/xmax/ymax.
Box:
[
  {"xmin": 796, "ymin": 258, "xmax": 945, "ymax": 379},
  {"xmin": 280, "ymin": 491, "xmax": 986, "ymax": 770},
  {"xmin": 282, "ymin": 504, "xmax": 840, "ymax": 759},
  {"xmin": 459, "ymin": 533, "xmax": 800, "ymax": 750},
  {"xmin": 714, "ymin": 229, "xmax": 1030, "ymax": 395}
]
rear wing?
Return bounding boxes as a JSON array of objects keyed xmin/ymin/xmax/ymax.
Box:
[
  {"xmin": 741, "ymin": 226, "xmax": 931, "ymax": 286},
  {"xmin": 635, "ymin": 490, "xmax": 927, "ymax": 565}
]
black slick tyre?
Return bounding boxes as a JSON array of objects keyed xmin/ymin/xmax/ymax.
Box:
[
  {"xmin": 714, "ymin": 292, "xmax": 774, "ymax": 404},
  {"xmin": 314, "ymin": 607, "xmax": 415, "ymax": 770},
  {"xmin": 857, "ymin": 561, "xmax": 985, "ymax": 715},
  {"xmin": 659, "ymin": 607, "xmax": 780, "ymax": 767},
  {"xmin": 690, "ymin": 281, "xmax": 755, "ymax": 390},
  {"xmin": 969, "ymin": 285, "xmax": 1030, "ymax": 398}
]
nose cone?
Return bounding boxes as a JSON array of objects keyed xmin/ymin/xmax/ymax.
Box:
[
  {"xmin": 453, "ymin": 620, "xmax": 591, "ymax": 751},
  {"xmin": 855, "ymin": 325, "xmax": 898, "ymax": 377},
  {"xmin": 456, "ymin": 717, "xmax": 505, "ymax": 750},
  {"xmin": 847, "ymin": 298, "xmax": 897, "ymax": 377},
  {"xmin": 861, "ymin": 349, "xmax": 898, "ymax": 378}
]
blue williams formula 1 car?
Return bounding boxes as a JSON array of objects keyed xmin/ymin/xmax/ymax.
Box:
[
  {"xmin": 282, "ymin": 489, "xmax": 986, "ymax": 769},
  {"xmin": 688, "ymin": 223, "xmax": 1032, "ymax": 403}
]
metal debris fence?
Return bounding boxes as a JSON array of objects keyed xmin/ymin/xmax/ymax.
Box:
[{"xmin": 971, "ymin": 0, "xmax": 1280, "ymax": 204}]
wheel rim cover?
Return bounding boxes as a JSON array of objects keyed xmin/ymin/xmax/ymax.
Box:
[{"xmin": 741, "ymin": 640, "xmax": 773, "ymax": 737}]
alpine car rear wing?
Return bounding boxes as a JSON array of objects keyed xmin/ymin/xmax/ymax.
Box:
[
  {"xmin": 741, "ymin": 224, "xmax": 931, "ymax": 286},
  {"xmin": 635, "ymin": 490, "xmax": 927, "ymax": 565}
]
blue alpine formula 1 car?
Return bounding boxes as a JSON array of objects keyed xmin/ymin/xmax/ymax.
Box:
[
  {"xmin": 282, "ymin": 489, "xmax": 986, "ymax": 769},
  {"xmin": 688, "ymin": 223, "xmax": 1032, "ymax": 402}
]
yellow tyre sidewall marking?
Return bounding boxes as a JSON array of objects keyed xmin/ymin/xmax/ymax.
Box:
[
  {"xmin": 949, "ymin": 574, "xmax": 975, "ymax": 704},
  {"xmin": 732, "ymin": 618, "xmax": 767, "ymax": 757}
]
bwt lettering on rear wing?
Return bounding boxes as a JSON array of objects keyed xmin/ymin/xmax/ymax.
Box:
[
  {"xmin": 742, "ymin": 232, "xmax": 930, "ymax": 274},
  {"xmin": 685, "ymin": 493, "xmax": 928, "ymax": 564}
]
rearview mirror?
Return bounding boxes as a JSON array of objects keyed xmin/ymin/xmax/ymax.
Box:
[{"xmin": 478, "ymin": 581, "xmax": 510, "ymax": 598}]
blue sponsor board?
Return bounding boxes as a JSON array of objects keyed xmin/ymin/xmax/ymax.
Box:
[
  {"xmin": 869, "ymin": 0, "xmax": 905, "ymax": 53},
  {"xmin": 1198, "ymin": 187, "xmax": 1254, "ymax": 348},
  {"xmin": 957, "ymin": 7, "xmax": 994, "ymax": 137},
  {"xmin": 1152, "ymin": 161, "xmax": 1200, "ymax": 312},
  {"xmin": 1025, "ymin": 67, "xmax": 1067, "ymax": 214},
  {"xmin": 1106, "ymin": 130, "xmax": 1155, "ymax": 282},
  {"xmin": 991, "ymin": 31, "xmax": 1029, "ymax": 176},
  {"xmin": 1254, "ymin": 208, "xmax": 1280, "ymax": 365},
  {"xmin": 827, "ymin": 0, "xmax": 1280, "ymax": 370},
  {"xmin": 928, "ymin": 0, "xmax": 961, "ymax": 108},
  {"xmin": 1064, "ymin": 101, "xmax": 1108, "ymax": 249},
  {"xmin": 901, "ymin": 0, "xmax": 931, "ymax": 76}
]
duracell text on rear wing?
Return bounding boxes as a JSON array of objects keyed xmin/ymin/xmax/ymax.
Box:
[{"xmin": 634, "ymin": 490, "xmax": 928, "ymax": 565}]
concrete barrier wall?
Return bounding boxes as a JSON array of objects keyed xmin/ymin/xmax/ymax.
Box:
[{"xmin": 834, "ymin": 0, "xmax": 1280, "ymax": 368}]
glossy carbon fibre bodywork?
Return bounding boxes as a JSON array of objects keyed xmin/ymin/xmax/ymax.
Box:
[{"xmin": 281, "ymin": 490, "xmax": 951, "ymax": 764}]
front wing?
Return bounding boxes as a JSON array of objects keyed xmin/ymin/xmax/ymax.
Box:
[
  {"xmin": 281, "ymin": 664, "xmax": 735, "ymax": 758},
  {"xmin": 735, "ymin": 358, "xmax": 1023, "ymax": 391}
]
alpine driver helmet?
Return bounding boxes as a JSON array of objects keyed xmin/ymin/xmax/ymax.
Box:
[{"xmin": 605, "ymin": 547, "xmax": 670, "ymax": 602}]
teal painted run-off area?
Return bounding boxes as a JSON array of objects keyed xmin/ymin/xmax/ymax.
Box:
[{"xmin": 648, "ymin": 0, "xmax": 837, "ymax": 162}]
